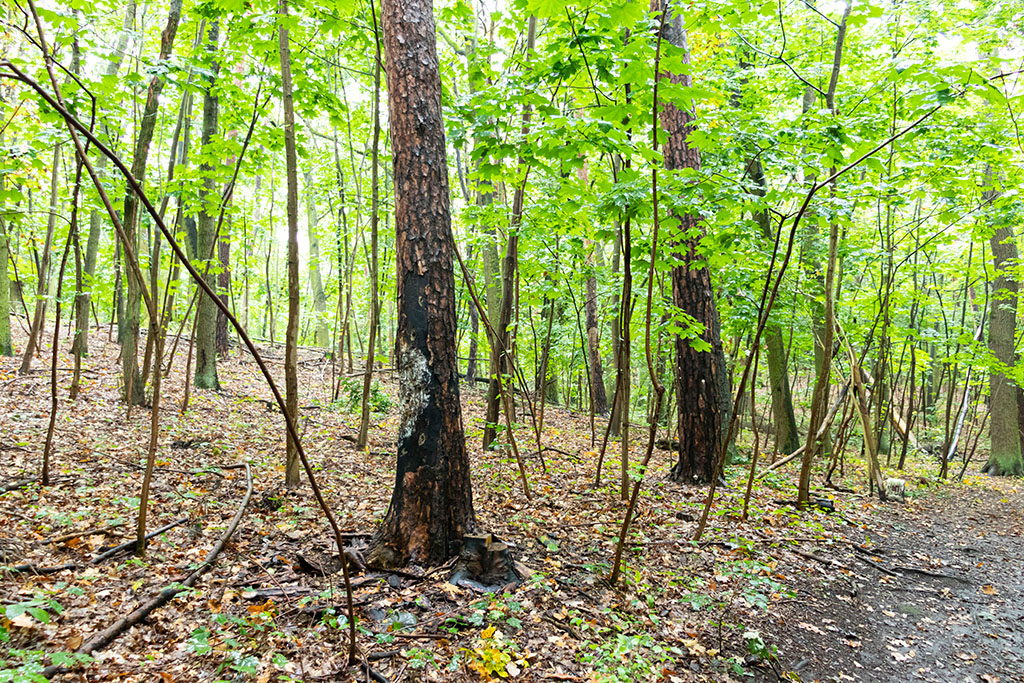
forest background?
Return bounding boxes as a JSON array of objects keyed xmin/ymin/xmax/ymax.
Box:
[{"xmin": 1, "ymin": 0, "xmax": 1024, "ymax": 680}]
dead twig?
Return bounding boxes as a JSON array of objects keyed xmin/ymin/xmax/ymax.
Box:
[
  {"xmin": 89, "ymin": 517, "xmax": 188, "ymax": 564},
  {"xmin": 41, "ymin": 462, "xmax": 253, "ymax": 679},
  {"xmin": 42, "ymin": 522, "xmax": 125, "ymax": 545}
]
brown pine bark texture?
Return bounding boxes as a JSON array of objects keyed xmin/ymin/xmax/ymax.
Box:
[
  {"xmin": 660, "ymin": 12, "xmax": 722, "ymax": 485},
  {"xmin": 370, "ymin": 0, "xmax": 475, "ymax": 567}
]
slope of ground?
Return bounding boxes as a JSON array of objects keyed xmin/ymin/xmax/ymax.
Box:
[{"xmin": 1, "ymin": 326, "xmax": 1021, "ymax": 682}]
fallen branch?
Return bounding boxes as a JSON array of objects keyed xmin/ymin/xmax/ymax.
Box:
[
  {"xmin": 893, "ymin": 565, "xmax": 971, "ymax": 584},
  {"xmin": 43, "ymin": 523, "xmax": 124, "ymax": 545},
  {"xmin": 853, "ymin": 554, "xmax": 902, "ymax": 578},
  {"xmin": 1, "ymin": 477, "xmax": 38, "ymax": 493},
  {"xmin": 89, "ymin": 517, "xmax": 188, "ymax": 564},
  {"xmin": 42, "ymin": 462, "xmax": 252, "ymax": 679},
  {"xmin": 357, "ymin": 659, "xmax": 390, "ymax": 683},
  {"xmin": 4, "ymin": 562, "xmax": 79, "ymax": 575},
  {"xmin": 757, "ymin": 382, "xmax": 850, "ymax": 480}
]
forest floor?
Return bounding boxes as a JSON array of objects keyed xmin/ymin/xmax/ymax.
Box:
[{"xmin": 1, "ymin": 325, "xmax": 1022, "ymax": 682}]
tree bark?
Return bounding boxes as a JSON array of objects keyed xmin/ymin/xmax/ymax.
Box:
[
  {"xmin": 279, "ymin": 1, "xmax": 301, "ymax": 487},
  {"xmin": 368, "ymin": 0, "xmax": 475, "ymax": 567},
  {"xmin": 215, "ymin": 219, "xmax": 230, "ymax": 355},
  {"xmin": 71, "ymin": 1, "xmax": 135, "ymax": 360},
  {"xmin": 302, "ymin": 171, "xmax": 330, "ymax": 348},
  {"xmin": 119, "ymin": 0, "xmax": 183, "ymax": 404},
  {"xmin": 194, "ymin": 19, "xmax": 221, "ymax": 391},
  {"xmin": 0, "ymin": 108, "xmax": 11, "ymax": 356},
  {"xmin": 357, "ymin": 18, "xmax": 382, "ymax": 451},
  {"xmin": 985, "ymin": 168, "xmax": 1023, "ymax": 476},
  {"xmin": 659, "ymin": 17, "xmax": 723, "ymax": 485},
  {"xmin": 744, "ymin": 154, "xmax": 799, "ymax": 453},
  {"xmin": 585, "ymin": 241, "xmax": 608, "ymax": 415},
  {"xmin": 19, "ymin": 144, "xmax": 60, "ymax": 375},
  {"xmin": 483, "ymin": 17, "xmax": 536, "ymax": 450}
]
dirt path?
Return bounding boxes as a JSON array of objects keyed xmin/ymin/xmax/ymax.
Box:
[{"xmin": 757, "ymin": 484, "xmax": 1024, "ymax": 682}]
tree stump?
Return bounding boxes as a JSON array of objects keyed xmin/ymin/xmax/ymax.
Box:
[{"xmin": 448, "ymin": 534, "xmax": 525, "ymax": 591}]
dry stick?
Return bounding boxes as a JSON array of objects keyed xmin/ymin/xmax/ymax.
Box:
[
  {"xmin": 756, "ymin": 381, "xmax": 850, "ymax": 480},
  {"xmin": 41, "ymin": 137, "xmax": 85, "ymax": 486},
  {"xmin": 9, "ymin": 517, "xmax": 187, "ymax": 577},
  {"xmin": 3, "ymin": 61, "xmax": 360, "ymax": 666},
  {"xmin": 693, "ymin": 100, "xmax": 949, "ymax": 541},
  {"xmin": 41, "ymin": 465, "xmax": 252, "ymax": 679},
  {"xmin": 741, "ymin": 343, "xmax": 762, "ymax": 520},
  {"xmin": 451, "ymin": 243, "xmax": 532, "ymax": 501},
  {"xmin": 608, "ymin": 5, "xmax": 668, "ymax": 586},
  {"xmin": 91, "ymin": 517, "xmax": 188, "ymax": 564},
  {"xmin": 43, "ymin": 522, "xmax": 124, "ymax": 545}
]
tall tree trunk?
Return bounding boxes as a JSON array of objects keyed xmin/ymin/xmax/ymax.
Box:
[
  {"xmin": 797, "ymin": 1, "xmax": 852, "ymax": 505},
  {"xmin": 745, "ymin": 155, "xmax": 800, "ymax": 453},
  {"xmin": 0, "ymin": 216, "xmax": 9, "ymax": 357},
  {"xmin": 659, "ymin": 17, "xmax": 722, "ymax": 485},
  {"xmin": 984, "ymin": 168, "xmax": 1023, "ymax": 476},
  {"xmin": 280, "ymin": 0, "xmax": 301, "ymax": 487},
  {"xmin": 120, "ymin": 0, "xmax": 184, "ymax": 404},
  {"xmin": 608, "ymin": 217, "xmax": 622, "ymax": 435},
  {"xmin": 483, "ymin": 17, "xmax": 536, "ymax": 450},
  {"xmin": 0, "ymin": 109, "xmax": 11, "ymax": 356},
  {"xmin": 302, "ymin": 171, "xmax": 330, "ymax": 348},
  {"xmin": 535, "ymin": 289, "xmax": 558, "ymax": 405},
  {"xmin": 585, "ymin": 241, "xmax": 608, "ymax": 415},
  {"xmin": 194, "ymin": 19, "xmax": 221, "ymax": 391},
  {"xmin": 466, "ymin": 255, "xmax": 480, "ymax": 383},
  {"xmin": 357, "ymin": 17, "xmax": 382, "ymax": 451},
  {"xmin": 75, "ymin": 0, "xmax": 136, "ymax": 359},
  {"xmin": 368, "ymin": 0, "xmax": 474, "ymax": 567},
  {"xmin": 19, "ymin": 144, "xmax": 60, "ymax": 375}
]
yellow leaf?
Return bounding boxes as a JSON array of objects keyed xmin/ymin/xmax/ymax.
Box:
[
  {"xmin": 10, "ymin": 613, "xmax": 35, "ymax": 629},
  {"xmin": 481, "ymin": 624, "xmax": 497, "ymax": 640}
]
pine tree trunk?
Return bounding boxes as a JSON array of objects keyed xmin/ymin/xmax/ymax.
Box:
[
  {"xmin": 659, "ymin": 17, "xmax": 722, "ymax": 485},
  {"xmin": 368, "ymin": 0, "xmax": 475, "ymax": 567}
]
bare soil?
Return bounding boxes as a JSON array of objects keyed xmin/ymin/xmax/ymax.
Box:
[{"xmin": 753, "ymin": 484, "xmax": 1024, "ymax": 683}]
